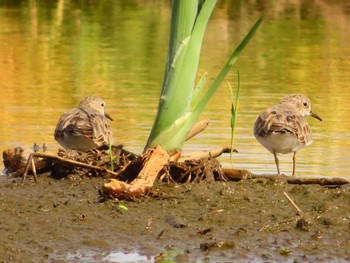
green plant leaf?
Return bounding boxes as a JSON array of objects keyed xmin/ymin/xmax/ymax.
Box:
[
  {"xmin": 145, "ymin": 0, "xmax": 217, "ymax": 151},
  {"xmin": 191, "ymin": 71, "xmax": 207, "ymax": 110},
  {"xmin": 228, "ymin": 68, "xmax": 240, "ymax": 163}
]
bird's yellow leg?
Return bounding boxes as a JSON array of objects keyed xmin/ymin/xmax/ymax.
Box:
[
  {"xmin": 273, "ymin": 152, "xmax": 280, "ymax": 175},
  {"xmin": 292, "ymin": 152, "xmax": 297, "ymax": 176}
]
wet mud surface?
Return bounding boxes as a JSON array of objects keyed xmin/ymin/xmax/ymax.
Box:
[{"xmin": 0, "ymin": 174, "xmax": 349, "ymax": 262}]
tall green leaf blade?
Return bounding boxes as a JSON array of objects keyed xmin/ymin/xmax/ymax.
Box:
[
  {"xmin": 191, "ymin": 72, "xmax": 207, "ymax": 110},
  {"xmin": 163, "ymin": 1, "xmax": 197, "ymax": 84},
  {"xmin": 174, "ymin": 0, "xmax": 216, "ymax": 107},
  {"xmin": 145, "ymin": 1, "xmax": 198, "ymax": 151},
  {"xmin": 145, "ymin": 0, "xmax": 217, "ymax": 151}
]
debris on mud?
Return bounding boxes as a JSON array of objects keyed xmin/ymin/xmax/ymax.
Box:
[
  {"xmin": 2, "ymin": 144, "xmax": 349, "ymax": 199},
  {"xmin": 2, "ymin": 145, "xmax": 235, "ymax": 198},
  {"xmin": 103, "ymin": 145, "xmax": 170, "ymax": 198}
]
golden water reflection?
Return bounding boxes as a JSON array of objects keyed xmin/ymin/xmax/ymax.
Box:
[{"xmin": 0, "ymin": 0, "xmax": 349, "ymax": 178}]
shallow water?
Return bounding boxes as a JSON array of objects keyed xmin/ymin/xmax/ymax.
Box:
[{"xmin": 0, "ymin": 0, "xmax": 350, "ymax": 178}]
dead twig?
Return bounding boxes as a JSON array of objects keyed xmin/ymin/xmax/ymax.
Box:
[
  {"xmin": 283, "ymin": 191, "xmax": 302, "ymax": 213},
  {"xmin": 180, "ymin": 146, "xmax": 237, "ymax": 161},
  {"xmin": 22, "ymin": 152, "xmax": 120, "ymax": 182},
  {"xmin": 22, "ymin": 154, "xmax": 38, "ymax": 183}
]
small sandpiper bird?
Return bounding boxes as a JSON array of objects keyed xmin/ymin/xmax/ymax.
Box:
[
  {"xmin": 54, "ymin": 96, "xmax": 113, "ymax": 152},
  {"xmin": 253, "ymin": 94, "xmax": 322, "ymax": 176}
]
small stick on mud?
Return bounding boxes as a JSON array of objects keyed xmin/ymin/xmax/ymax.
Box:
[
  {"xmin": 30, "ymin": 154, "xmax": 37, "ymax": 181},
  {"xmin": 22, "ymin": 154, "xmax": 38, "ymax": 183},
  {"xmin": 21, "ymin": 152, "xmax": 120, "ymax": 182},
  {"xmin": 180, "ymin": 146, "xmax": 237, "ymax": 161},
  {"xmin": 157, "ymin": 230, "xmax": 165, "ymax": 239},
  {"xmin": 283, "ymin": 191, "xmax": 302, "ymax": 213}
]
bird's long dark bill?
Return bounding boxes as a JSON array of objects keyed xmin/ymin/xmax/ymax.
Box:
[
  {"xmin": 105, "ymin": 113, "xmax": 113, "ymax": 121},
  {"xmin": 310, "ymin": 111, "xmax": 322, "ymax": 121}
]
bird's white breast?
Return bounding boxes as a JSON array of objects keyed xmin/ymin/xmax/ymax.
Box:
[{"xmin": 255, "ymin": 132, "xmax": 309, "ymax": 154}]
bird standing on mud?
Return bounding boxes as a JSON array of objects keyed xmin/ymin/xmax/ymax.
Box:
[
  {"xmin": 254, "ymin": 94, "xmax": 322, "ymax": 176},
  {"xmin": 54, "ymin": 96, "xmax": 113, "ymax": 152}
]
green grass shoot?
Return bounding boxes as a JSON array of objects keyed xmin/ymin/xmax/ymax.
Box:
[
  {"xmin": 108, "ymin": 143, "xmax": 115, "ymax": 171},
  {"xmin": 227, "ymin": 68, "xmax": 241, "ymax": 164},
  {"xmin": 117, "ymin": 204, "xmax": 128, "ymax": 211}
]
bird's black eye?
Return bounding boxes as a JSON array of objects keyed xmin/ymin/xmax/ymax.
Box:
[
  {"xmin": 100, "ymin": 102, "xmax": 105, "ymax": 107},
  {"xmin": 303, "ymin": 101, "xmax": 308, "ymax": 107}
]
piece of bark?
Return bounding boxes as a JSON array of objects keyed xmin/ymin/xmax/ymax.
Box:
[
  {"xmin": 3, "ymin": 147, "xmax": 53, "ymax": 177},
  {"xmin": 185, "ymin": 119, "xmax": 209, "ymax": 141},
  {"xmin": 169, "ymin": 151, "xmax": 182, "ymax": 162},
  {"xmin": 3, "ymin": 146, "xmax": 33, "ymax": 174},
  {"xmin": 102, "ymin": 145, "xmax": 170, "ymax": 198}
]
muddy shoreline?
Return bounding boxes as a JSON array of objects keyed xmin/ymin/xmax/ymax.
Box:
[{"xmin": 0, "ymin": 174, "xmax": 349, "ymax": 262}]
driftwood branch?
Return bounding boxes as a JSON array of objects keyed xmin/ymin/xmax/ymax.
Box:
[
  {"xmin": 222, "ymin": 169, "xmax": 350, "ymax": 186},
  {"xmin": 38, "ymin": 152, "xmax": 120, "ymax": 176},
  {"xmin": 180, "ymin": 146, "xmax": 237, "ymax": 161},
  {"xmin": 102, "ymin": 145, "xmax": 170, "ymax": 198},
  {"xmin": 21, "ymin": 152, "xmax": 120, "ymax": 182}
]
